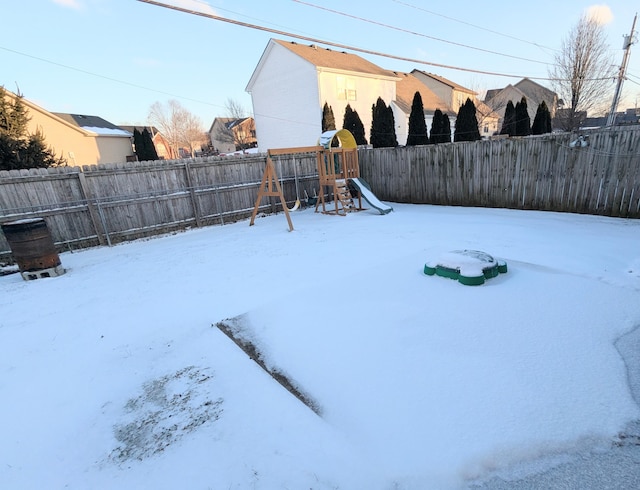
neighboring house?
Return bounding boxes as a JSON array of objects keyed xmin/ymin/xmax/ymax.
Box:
[
  {"xmin": 412, "ymin": 70, "xmax": 476, "ymax": 111},
  {"xmin": 484, "ymin": 78, "xmax": 558, "ymax": 131},
  {"xmin": 48, "ymin": 113, "xmax": 134, "ymax": 165},
  {"xmin": 119, "ymin": 126, "xmax": 176, "ymax": 160},
  {"xmin": 391, "ymin": 72, "xmax": 456, "ymax": 144},
  {"xmin": 3, "ymin": 91, "xmax": 134, "ymax": 166},
  {"xmin": 246, "ymin": 38, "xmax": 401, "ymax": 151},
  {"xmin": 411, "ymin": 70, "xmax": 500, "ymax": 137},
  {"xmin": 208, "ymin": 117, "xmax": 257, "ymax": 153},
  {"xmin": 581, "ymin": 107, "xmax": 640, "ymax": 129}
]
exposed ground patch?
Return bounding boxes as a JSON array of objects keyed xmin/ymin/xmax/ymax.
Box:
[
  {"xmin": 215, "ymin": 315, "xmax": 322, "ymax": 416},
  {"xmin": 109, "ymin": 366, "xmax": 223, "ymax": 463}
]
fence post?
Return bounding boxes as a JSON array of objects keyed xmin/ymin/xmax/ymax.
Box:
[
  {"xmin": 76, "ymin": 169, "xmax": 107, "ymax": 246},
  {"xmin": 95, "ymin": 199, "xmax": 112, "ymax": 247},
  {"xmin": 184, "ymin": 161, "xmax": 202, "ymax": 227}
]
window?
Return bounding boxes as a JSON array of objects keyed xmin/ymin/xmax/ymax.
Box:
[{"xmin": 337, "ymin": 76, "xmax": 357, "ymax": 101}]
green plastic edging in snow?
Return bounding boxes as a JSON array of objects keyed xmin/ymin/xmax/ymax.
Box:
[{"xmin": 423, "ymin": 250, "xmax": 508, "ymax": 286}]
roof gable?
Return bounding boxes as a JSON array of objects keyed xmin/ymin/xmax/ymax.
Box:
[
  {"xmin": 272, "ymin": 39, "xmax": 399, "ymax": 79},
  {"xmin": 485, "ymin": 84, "xmax": 527, "ymax": 103},
  {"xmin": 3, "ymin": 90, "xmax": 92, "ymax": 136},
  {"xmin": 412, "ymin": 70, "xmax": 475, "ymax": 94},
  {"xmin": 485, "ymin": 79, "xmax": 557, "ymax": 110},
  {"xmin": 53, "ymin": 113, "xmax": 131, "ymax": 137},
  {"xmin": 514, "ymin": 78, "xmax": 556, "ymax": 101},
  {"xmin": 394, "ymin": 72, "xmax": 455, "ymax": 115},
  {"xmin": 209, "ymin": 117, "xmax": 233, "ymax": 133}
]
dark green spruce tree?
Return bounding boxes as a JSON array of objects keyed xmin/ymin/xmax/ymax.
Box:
[
  {"xmin": 133, "ymin": 128, "xmax": 144, "ymax": 161},
  {"xmin": 515, "ymin": 97, "xmax": 531, "ymax": 136},
  {"xmin": 430, "ymin": 109, "xmax": 453, "ymax": 144},
  {"xmin": 322, "ymin": 102, "xmax": 336, "ymax": 132},
  {"xmin": 406, "ymin": 91, "xmax": 428, "ymax": 146},
  {"xmin": 0, "ymin": 87, "xmax": 65, "ymax": 171},
  {"xmin": 371, "ymin": 97, "xmax": 396, "ymax": 148},
  {"xmin": 500, "ymin": 100, "xmax": 516, "ymax": 136},
  {"xmin": 342, "ymin": 104, "xmax": 367, "ymax": 145},
  {"xmin": 141, "ymin": 128, "xmax": 159, "ymax": 160},
  {"xmin": 441, "ymin": 114, "xmax": 452, "ymax": 143},
  {"xmin": 531, "ymin": 101, "xmax": 552, "ymax": 135},
  {"xmin": 385, "ymin": 104, "xmax": 398, "ymax": 147},
  {"xmin": 454, "ymin": 98, "xmax": 480, "ymax": 142}
]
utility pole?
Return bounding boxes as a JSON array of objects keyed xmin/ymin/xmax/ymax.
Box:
[{"xmin": 607, "ymin": 13, "xmax": 637, "ymax": 127}]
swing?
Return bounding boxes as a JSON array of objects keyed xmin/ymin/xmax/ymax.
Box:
[
  {"xmin": 279, "ymin": 160, "xmax": 301, "ymax": 212},
  {"xmin": 304, "ymin": 189, "xmax": 317, "ymax": 206}
]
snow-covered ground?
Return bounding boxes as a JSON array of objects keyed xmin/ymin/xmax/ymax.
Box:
[{"xmin": 1, "ymin": 203, "xmax": 639, "ymax": 489}]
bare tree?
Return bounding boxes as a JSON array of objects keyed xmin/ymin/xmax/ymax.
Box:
[
  {"xmin": 148, "ymin": 100, "xmax": 206, "ymax": 158},
  {"xmin": 214, "ymin": 98, "xmax": 254, "ymax": 153},
  {"xmin": 182, "ymin": 111, "xmax": 207, "ymax": 157},
  {"xmin": 225, "ymin": 98, "xmax": 248, "ymax": 120},
  {"xmin": 549, "ymin": 14, "xmax": 616, "ymax": 131}
]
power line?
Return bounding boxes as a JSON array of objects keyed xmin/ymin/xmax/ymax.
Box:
[
  {"xmin": 392, "ymin": 0, "xmax": 559, "ymax": 53},
  {"xmin": 137, "ymin": 0, "xmax": 560, "ymax": 81},
  {"xmin": 293, "ymin": 0, "xmax": 552, "ymax": 66},
  {"xmin": 627, "ymin": 72, "xmax": 640, "ymax": 86},
  {"xmin": 0, "ymin": 45, "xmax": 222, "ymax": 109},
  {"xmin": 0, "ymin": 44, "xmax": 320, "ymax": 128}
]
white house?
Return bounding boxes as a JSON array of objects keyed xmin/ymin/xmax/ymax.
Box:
[{"xmin": 246, "ymin": 38, "xmax": 401, "ymax": 151}]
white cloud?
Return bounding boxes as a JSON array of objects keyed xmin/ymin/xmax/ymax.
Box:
[
  {"xmin": 52, "ymin": 0, "xmax": 83, "ymax": 9},
  {"xmin": 586, "ymin": 4, "xmax": 614, "ymax": 25}
]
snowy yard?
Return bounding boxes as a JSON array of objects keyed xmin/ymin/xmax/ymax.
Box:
[{"xmin": 1, "ymin": 203, "xmax": 639, "ymax": 489}]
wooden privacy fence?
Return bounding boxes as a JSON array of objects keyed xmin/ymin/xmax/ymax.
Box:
[
  {"xmin": 0, "ymin": 152, "xmax": 320, "ymax": 260},
  {"xmin": 1, "ymin": 126, "xmax": 639, "ymax": 260},
  {"xmin": 359, "ymin": 126, "xmax": 640, "ymax": 217}
]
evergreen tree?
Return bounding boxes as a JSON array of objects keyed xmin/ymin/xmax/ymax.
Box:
[
  {"xmin": 515, "ymin": 97, "xmax": 531, "ymax": 136},
  {"xmin": 0, "ymin": 86, "xmax": 30, "ymax": 140},
  {"xmin": 321, "ymin": 102, "xmax": 336, "ymax": 132},
  {"xmin": 371, "ymin": 98, "xmax": 398, "ymax": 148},
  {"xmin": 385, "ymin": 105, "xmax": 398, "ymax": 148},
  {"xmin": 342, "ymin": 104, "xmax": 367, "ymax": 145},
  {"xmin": 406, "ymin": 91, "xmax": 428, "ymax": 146},
  {"xmin": 453, "ymin": 105, "xmax": 467, "ymax": 142},
  {"xmin": 500, "ymin": 100, "xmax": 516, "ymax": 136},
  {"xmin": 430, "ymin": 109, "xmax": 442, "ymax": 144},
  {"xmin": 141, "ymin": 128, "xmax": 159, "ymax": 160},
  {"xmin": 441, "ymin": 114, "xmax": 451, "ymax": 143},
  {"xmin": 531, "ymin": 101, "xmax": 552, "ymax": 135},
  {"xmin": 133, "ymin": 128, "xmax": 144, "ymax": 161},
  {"xmin": 21, "ymin": 130, "xmax": 64, "ymax": 168},
  {"xmin": 0, "ymin": 87, "xmax": 65, "ymax": 170},
  {"xmin": 370, "ymin": 97, "xmax": 385, "ymax": 148},
  {"xmin": 430, "ymin": 109, "xmax": 453, "ymax": 144},
  {"xmin": 454, "ymin": 98, "xmax": 480, "ymax": 142}
]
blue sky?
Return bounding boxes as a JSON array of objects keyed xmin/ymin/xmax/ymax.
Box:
[{"xmin": 2, "ymin": 0, "xmax": 638, "ymax": 129}]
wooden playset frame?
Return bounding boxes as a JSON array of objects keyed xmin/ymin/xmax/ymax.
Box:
[{"xmin": 249, "ymin": 130, "xmax": 362, "ymax": 231}]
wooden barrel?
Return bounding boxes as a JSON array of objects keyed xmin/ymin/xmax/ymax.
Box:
[{"xmin": 1, "ymin": 218, "xmax": 61, "ymax": 273}]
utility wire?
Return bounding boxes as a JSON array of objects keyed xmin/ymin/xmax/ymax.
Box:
[
  {"xmin": 292, "ymin": 0, "xmax": 551, "ymax": 66},
  {"xmin": 392, "ymin": 0, "xmax": 559, "ymax": 53},
  {"xmin": 0, "ymin": 44, "xmax": 318, "ymax": 127},
  {"xmin": 137, "ymin": 0, "xmax": 564, "ymax": 81},
  {"xmin": 0, "ymin": 45, "xmax": 221, "ymax": 109}
]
